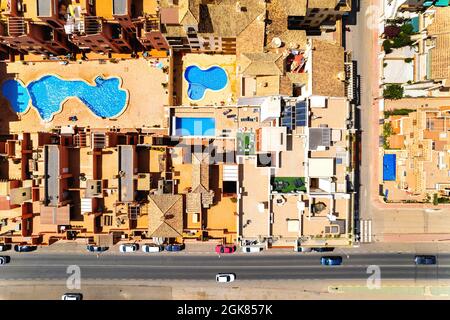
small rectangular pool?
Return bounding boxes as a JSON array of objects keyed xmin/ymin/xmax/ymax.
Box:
[
  {"xmin": 174, "ymin": 117, "xmax": 216, "ymax": 136},
  {"xmin": 383, "ymin": 154, "xmax": 396, "ymax": 181}
]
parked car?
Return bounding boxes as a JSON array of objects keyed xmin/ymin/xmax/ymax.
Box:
[
  {"xmin": 294, "ymin": 246, "xmax": 312, "ymax": 253},
  {"xmin": 142, "ymin": 244, "xmax": 164, "ymax": 253},
  {"xmin": 311, "ymin": 247, "xmax": 335, "ymax": 252},
  {"xmin": 0, "ymin": 244, "xmax": 11, "ymax": 252},
  {"xmin": 241, "ymin": 246, "xmax": 262, "ymax": 253},
  {"xmin": 320, "ymin": 256, "xmax": 343, "ymax": 266},
  {"xmin": 0, "ymin": 256, "xmax": 10, "ymax": 265},
  {"xmin": 216, "ymin": 273, "xmax": 236, "ymax": 283},
  {"xmin": 61, "ymin": 293, "xmax": 83, "ymax": 300},
  {"xmin": 14, "ymin": 245, "xmax": 36, "ymax": 253},
  {"xmin": 86, "ymin": 245, "xmax": 108, "ymax": 253},
  {"xmin": 119, "ymin": 243, "xmax": 138, "ymax": 253},
  {"xmin": 215, "ymin": 245, "xmax": 236, "ymax": 254},
  {"xmin": 165, "ymin": 244, "xmax": 184, "ymax": 252},
  {"xmin": 414, "ymin": 255, "xmax": 437, "ymax": 265}
]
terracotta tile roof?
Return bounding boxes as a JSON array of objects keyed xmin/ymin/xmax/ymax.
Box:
[
  {"xmin": 427, "ymin": 7, "xmax": 450, "ymax": 85},
  {"xmin": 187, "ymin": 151, "xmax": 214, "ymax": 212},
  {"xmin": 186, "ymin": 192, "xmax": 202, "ymax": 213},
  {"xmin": 266, "ymin": 0, "xmax": 307, "ymax": 44},
  {"xmin": 308, "ymin": 0, "xmax": 338, "ymax": 9},
  {"xmin": 282, "ymin": 0, "xmax": 307, "ymax": 16},
  {"xmin": 241, "ymin": 53, "xmax": 284, "ymax": 76},
  {"xmin": 279, "ymin": 30, "xmax": 307, "ymax": 50},
  {"xmin": 148, "ymin": 194, "xmax": 184, "ymax": 238},
  {"xmin": 176, "ymin": 0, "xmax": 265, "ymax": 37},
  {"xmin": 236, "ymin": 16, "xmax": 265, "ymax": 55},
  {"xmin": 311, "ymin": 39, "xmax": 346, "ymax": 97}
]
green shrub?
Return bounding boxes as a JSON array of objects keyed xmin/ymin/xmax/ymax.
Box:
[
  {"xmin": 384, "ymin": 108, "xmax": 414, "ymax": 117},
  {"xmin": 404, "ymin": 58, "xmax": 413, "ymax": 63},
  {"xmin": 383, "ymin": 84, "xmax": 404, "ymax": 100},
  {"xmin": 392, "ymin": 33, "xmax": 412, "ymax": 48},
  {"xmin": 383, "ymin": 40, "xmax": 393, "ymax": 54},
  {"xmin": 400, "ymin": 23, "xmax": 414, "ymax": 35},
  {"xmin": 438, "ymin": 196, "xmax": 450, "ymax": 204}
]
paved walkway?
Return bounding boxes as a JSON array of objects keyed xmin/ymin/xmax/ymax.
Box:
[{"xmin": 2, "ymin": 279, "xmax": 450, "ymax": 300}]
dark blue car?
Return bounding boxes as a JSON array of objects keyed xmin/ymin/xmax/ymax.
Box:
[
  {"xmin": 14, "ymin": 245, "xmax": 37, "ymax": 252},
  {"xmin": 311, "ymin": 247, "xmax": 335, "ymax": 252},
  {"xmin": 320, "ymin": 256, "xmax": 343, "ymax": 266},
  {"xmin": 86, "ymin": 245, "xmax": 108, "ymax": 253},
  {"xmin": 165, "ymin": 244, "xmax": 184, "ymax": 252},
  {"xmin": 414, "ymin": 255, "xmax": 436, "ymax": 265}
]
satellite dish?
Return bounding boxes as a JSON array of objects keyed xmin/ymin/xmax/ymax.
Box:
[{"xmin": 271, "ymin": 37, "xmax": 282, "ymax": 48}]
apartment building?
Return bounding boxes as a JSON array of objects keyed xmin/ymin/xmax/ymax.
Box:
[
  {"xmin": 383, "ymin": 105, "xmax": 450, "ymax": 202},
  {"xmin": 0, "ymin": 0, "xmax": 71, "ymax": 55},
  {"xmin": 289, "ymin": 0, "xmax": 351, "ymax": 33},
  {"xmin": 238, "ymin": 38, "xmax": 352, "ymax": 102},
  {"xmin": 415, "ymin": 6, "xmax": 450, "ymax": 92},
  {"xmin": 158, "ymin": 0, "xmax": 266, "ymax": 53},
  {"xmin": 233, "ymin": 94, "xmax": 354, "ymax": 248}
]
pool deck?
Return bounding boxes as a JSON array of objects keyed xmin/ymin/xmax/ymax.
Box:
[
  {"xmin": 179, "ymin": 54, "xmax": 237, "ymax": 106},
  {"xmin": 0, "ymin": 58, "xmax": 170, "ymax": 133}
]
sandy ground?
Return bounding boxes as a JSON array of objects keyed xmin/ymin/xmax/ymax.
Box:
[{"xmin": 1, "ymin": 279, "xmax": 450, "ymax": 300}]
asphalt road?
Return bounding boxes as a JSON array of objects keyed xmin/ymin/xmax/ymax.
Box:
[{"xmin": 0, "ymin": 252, "xmax": 449, "ymax": 281}]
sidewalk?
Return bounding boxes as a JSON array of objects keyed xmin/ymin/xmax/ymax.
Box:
[{"xmin": 380, "ymin": 234, "xmax": 450, "ymax": 243}]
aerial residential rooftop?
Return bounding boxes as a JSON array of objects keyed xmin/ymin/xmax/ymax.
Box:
[{"xmin": 0, "ymin": 0, "xmax": 356, "ymax": 250}]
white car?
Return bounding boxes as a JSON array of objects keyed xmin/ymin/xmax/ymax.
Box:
[
  {"xmin": 0, "ymin": 256, "xmax": 9, "ymax": 265},
  {"xmin": 61, "ymin": 293, "xmax": 82, "ymax": 300},
  {"xmin": 141, "ymin": 244, "xmax": 163, "ymax": 253},
  {"xmin": 294, "ymin": 246, "xmax": 312, "ymax": 252},
  {"xmin": 216, "ymin": 273, "xmax": 236, "ymax": 283},
  {"xmin": 241, "ymin": 246, "xmax": 262, "ymax": 253},
  {"xmin": 119, "ymin": 243, "xmax": 138, "ymax": 253}
]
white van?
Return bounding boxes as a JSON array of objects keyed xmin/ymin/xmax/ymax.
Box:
[
  {"xmin": 142, "ymin": 244, "xmax": 164, "ymax": 253},
  {"xmin": 241, "ymin": 246, "xmax": 262, "ymax": 253}
]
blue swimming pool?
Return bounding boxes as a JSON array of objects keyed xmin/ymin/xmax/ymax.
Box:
[
  {"xmin": 383, "ymin": 154, "xmax": 396, "ymax": 181},
  {"xmin": 175, "ymin": 117, "xmax": 216, "ymax": 136},
  {"xmin": 1, "ymin": 79, "xmax": 30, "ymax": 113},
  {"xmin": 184, "ymin": 65, "xmax": 228, "ymax": 101},
  {"xmin": 1, "ymin": 75, "xmax": 128, "ymax": 121}
]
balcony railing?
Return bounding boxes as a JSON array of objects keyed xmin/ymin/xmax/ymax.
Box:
[
  {"xmin": 83, "ymin": 16, "xmax": 102, "ymax": 35},
  {"xmin": 143, "ymin": 16, "xmax": 159, "ymax": 33},
  {"xmin": 7, "ymin": 17, "xmax": 27, "ymax": 37}
]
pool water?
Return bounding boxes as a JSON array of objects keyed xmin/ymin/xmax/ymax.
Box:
[
  {"xmin": 1, "ymin": 75, "xmax": 127, "ymax": 121},
  {"xmin": 383, "ymin": 154, "xmax": 396, "ymax": 181},
  {"xmin": 175, "ymin": 117, "xmax": 215, "ymax": 136},
  {"xmin": 1, "ymin": 79, "xmax": 30, "ymax": 113},
  {"xmin": 184, "ymin": 65, "xmax": 228, "ymax": 101}
]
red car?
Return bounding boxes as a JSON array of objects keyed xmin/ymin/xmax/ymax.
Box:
[{"xmin": 215, "ymin": 245, "xmax": 236, "ymax": 254}]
